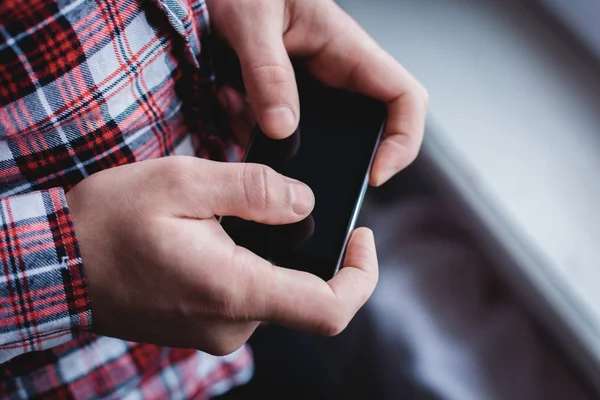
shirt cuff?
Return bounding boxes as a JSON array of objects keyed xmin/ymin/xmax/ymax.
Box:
[{"xmin": 0, "ymin": 188, "xmax": 91, "ymax": 362}]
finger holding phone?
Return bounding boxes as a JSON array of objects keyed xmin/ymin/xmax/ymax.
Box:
[
  {"xmin": 68, "ymin": 157, "xmax": 377, "ymax": 355},
  {"xmin": 69, "ymin": 0, "xmax": 426, "ymax": 355},
  {"xmin": 207, "ymin": 0, "xmax": 429, "ymax": 186}
]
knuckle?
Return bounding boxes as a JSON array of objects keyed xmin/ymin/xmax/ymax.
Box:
[
  {"xmin": 317, "ymin": 304, "xmax": 349, "ymax": 337},
  {"xmin": 241, "ymin": 164, "xmax": 274, "ymax": 210},
  {"xmin": 351, "ymin": 240, "xmax": 374, "ymax": 266},
  {"xmin": 160, "ymin": 156, "xmax": 195, "ymax": 190},
  {"xmin": 165, "ymin": 155, "xmax": 193, "ymax": 174},
  {"xmin": 320, "ymin": 315, "xmax": 349, "ymax": 337},
  {"xmin": 160, "ymin": 158, "xmax": 181, "ymax": 180},
  {"xmin": 250, "ymin": 63, "xmax": 295, "ymax": 87}
]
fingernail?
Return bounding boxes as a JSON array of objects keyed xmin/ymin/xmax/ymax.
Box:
[
  {"xmin": 290, "ymin": 180, "xmax": 314, "ymax": 215},
  {"xmin": 261, "ymin": 106, "xmax": 296, "ymax": 136}
]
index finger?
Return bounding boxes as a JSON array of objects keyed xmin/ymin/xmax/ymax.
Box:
[
  {"xmin": 305, "ymin": 6, "xmax": 429, "ymax": 186},
  {"xmin": 342, "ymin": 36, "xmax": 428, "ymax": 186}
]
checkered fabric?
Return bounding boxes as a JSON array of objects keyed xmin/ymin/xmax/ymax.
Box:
[{"xmin": 0, "ymin": 0, "xmax": 252, "ymax": 398}]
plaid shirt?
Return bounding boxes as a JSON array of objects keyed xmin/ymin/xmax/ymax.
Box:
[{"xmin": 0, "ymin": 0, "xmax": 253, "ymax": 398}]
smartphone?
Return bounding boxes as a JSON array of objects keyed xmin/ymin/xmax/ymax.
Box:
[{"xmin": 220, "ymin": 80, "xmax": 385, "ymax": 281}]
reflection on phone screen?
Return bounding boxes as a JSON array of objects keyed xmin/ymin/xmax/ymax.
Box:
[{"xmin": 221, "ymin": 84, "xmax": 385, "ymax": 281}]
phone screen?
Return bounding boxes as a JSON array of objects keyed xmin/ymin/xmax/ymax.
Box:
[{"xmin": 220, "ymin": 83, "xmax": 385, "ymax": 281}]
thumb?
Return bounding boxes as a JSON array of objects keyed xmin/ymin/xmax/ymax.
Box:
[
  {"xmin": 229, "ymin": 227, "xmax": 378, "ymax": 335},
  {"xmin": 225, "ymin": 2, "xmax": 299, "ymax": 139}
]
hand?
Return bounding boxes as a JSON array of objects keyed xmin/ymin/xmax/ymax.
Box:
[
  {"xmin": 67, "ymin": 157, "xmax": 378, "ymax": 355},
  {"xmin": 207, "ymin": 0, "xmax": 429, "ymax": 186}
]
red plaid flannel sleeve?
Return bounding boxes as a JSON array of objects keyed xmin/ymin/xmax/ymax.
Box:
[{"xmin": 0, "ymin": 188, "xmax": 90, "ymax": 363}]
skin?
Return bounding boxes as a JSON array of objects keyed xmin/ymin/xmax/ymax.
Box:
[
  {"xmin": 68, "ymin": 0, "xmax": 427, "ymax": 355},
  {"xmin": 207, "ymin": 0, "xmax": 429, "ymax": 186}
]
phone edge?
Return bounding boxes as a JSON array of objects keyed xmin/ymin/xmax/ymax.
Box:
[
  {"xmin": 332, "ymin": 118, "xmax": 386, "ymax": 278},
  {"xmin": 221, "ymin": 116, "xmax": 385, "ymax": 279}
]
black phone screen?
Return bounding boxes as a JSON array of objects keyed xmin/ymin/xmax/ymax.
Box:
[{"xmin": 220, "ymin": 83, "xmax": 385, "ymax": 281}]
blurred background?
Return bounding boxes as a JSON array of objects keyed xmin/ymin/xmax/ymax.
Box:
[{"xmin": 219, "ymin": 1, "xmax": 600, "ymax": 398}]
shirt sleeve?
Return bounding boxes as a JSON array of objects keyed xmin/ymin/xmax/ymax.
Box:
[{"xmin": 0, "ymin": 188, "xmax": 91, "ymax": 363}]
